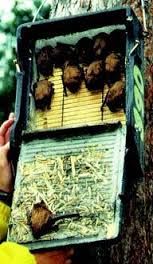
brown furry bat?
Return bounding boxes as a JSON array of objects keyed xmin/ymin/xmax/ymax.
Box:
[
  {"xmin": 105, "ymin": 52, "xmax": 123, "ymax": 83},
  {"xmin": 51, "ymin": 43, "xmax": 74, "ymax": 67},
  {"xmin": 93, "ymin": 32, "xmax": 109, "ymax": 59},
  {"xmin": 33, "ymin": 79, "xmax": 54, "ymax": 110},
  {"xmin": 109, "ymin": 29, "xmax": 126, "ymax": 54},
  {"xmin": 28, "ymin": 201, "xmax": 80, "ymax": 238},
  {"xmin": 84, "ymin": 60, "xmax": 104, "ymax": 91},
  {"xmin": 63, "ymin": 62, "xmax": 83, "ymax": 93},
  {"xmin": 75, "ymin": 37, "xmax": 94, "ymax": 64},
  {"xmin": 36, "ymin": 46, "xmax": 53, "ymax": 77},
  {"xmin": 106, "ymin": 80, "xmax": 125, "ymax": 112}
]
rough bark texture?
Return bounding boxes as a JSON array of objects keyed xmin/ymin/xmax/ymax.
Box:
[{"xmin": 48, "ymin": 0, "xmax": 153, "ymax": 263}]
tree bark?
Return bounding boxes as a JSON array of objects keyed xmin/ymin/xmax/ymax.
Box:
[
  {"xmin": 48, "ymin": 0, "xmax": 153, "ymax": 263},
  {"xmin": 49, "ymin": 0, "xmax": 122, "ymax": 18}
]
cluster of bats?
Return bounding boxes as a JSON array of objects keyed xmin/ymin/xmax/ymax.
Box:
[{"xmin": 33, "ymin": 29, "xmax": 125, "ymax": 112}]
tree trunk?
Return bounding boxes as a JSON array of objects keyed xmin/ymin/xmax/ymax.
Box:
[
  {"xmin": 49, "ymin": 0, "xmax": 122, "ymax": 18},
  {"xmin": 49, "ymin": 1, "xmax": 153, "ymax": 263}
]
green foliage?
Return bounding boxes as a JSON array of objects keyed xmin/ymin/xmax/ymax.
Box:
[
  {"xmin": 38, "ymin": 4, "xmax": 51, "ymax": 20},
  {"xmin": 0, "ymin": 50, "xmax": 4, "ymax": 59},
  {"xmin": 0, "ymin": 0, "xmax": 51, "ymax": 122},
  {"xmin": 0, "ymin": 51, "xmax": 16, "ymax": 121},
  {"xmin": 0, "ymin": 2, "xmax": 32, "ymax": 121},
  {"xmin": 33, "ymin": 0, "xmax": 42, "ymax": 9},
  {"xmin": 1, "ymin": 2, "xmax": 33, "ymax": 35}
]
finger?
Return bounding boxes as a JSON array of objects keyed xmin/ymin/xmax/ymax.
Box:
[
  {"xmin": 35, "ymin": 248, "xmax": 74, "ymax": 262},
  {"xmin": 65, "ymin": 260, "xmax": 72, "ymax": 264},
  {"xmin": 0, "ymin": 119, "xmax": 14, "ymax": 137},
  {"xmin": 9, "ymin": 112, "xmax": 15, "ymax": 120},
  {"xmin": 0, "ymin": 135, "xmax": 5, "ymax": 146},
  {"xmin": 5, "ymin": 126, "xmax": 13, "ymax": 144},
  {"xmin": 2, "ymin": 142, "xmax": 10, "ymax": 155},
  {"xmin": 0, "ymin": 116, "xmax": 15, "ymax": 145},
  {"xmin": 5, "ymin": 113, "xmax": 15, "ymax": 143},
  {"xmin": 66, "ymin": 248, "xmax": 74, "ymax": 258}
]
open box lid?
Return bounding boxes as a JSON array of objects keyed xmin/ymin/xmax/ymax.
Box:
[{"xmin": 8, "ymin": 122, "xmax": 126, "ymax": 250}]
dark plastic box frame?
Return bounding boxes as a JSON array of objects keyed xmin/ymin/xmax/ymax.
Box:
[{"xmin": 9, "ymin": 6, "xmax": 144, "ymax": 249}]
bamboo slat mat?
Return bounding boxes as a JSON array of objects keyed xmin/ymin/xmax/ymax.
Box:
[{"xmin": 29, "ymin": 68, "xmax": 125, "ymax": 131}]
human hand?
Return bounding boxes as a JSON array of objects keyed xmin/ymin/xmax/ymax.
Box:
[
  {"xmin": 0, "ymin": 113, "xmax": 15, "ymax": 192},
  {"xmin": 33, "ymin": 248, "xmax": 74, "ymax": 264}
]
